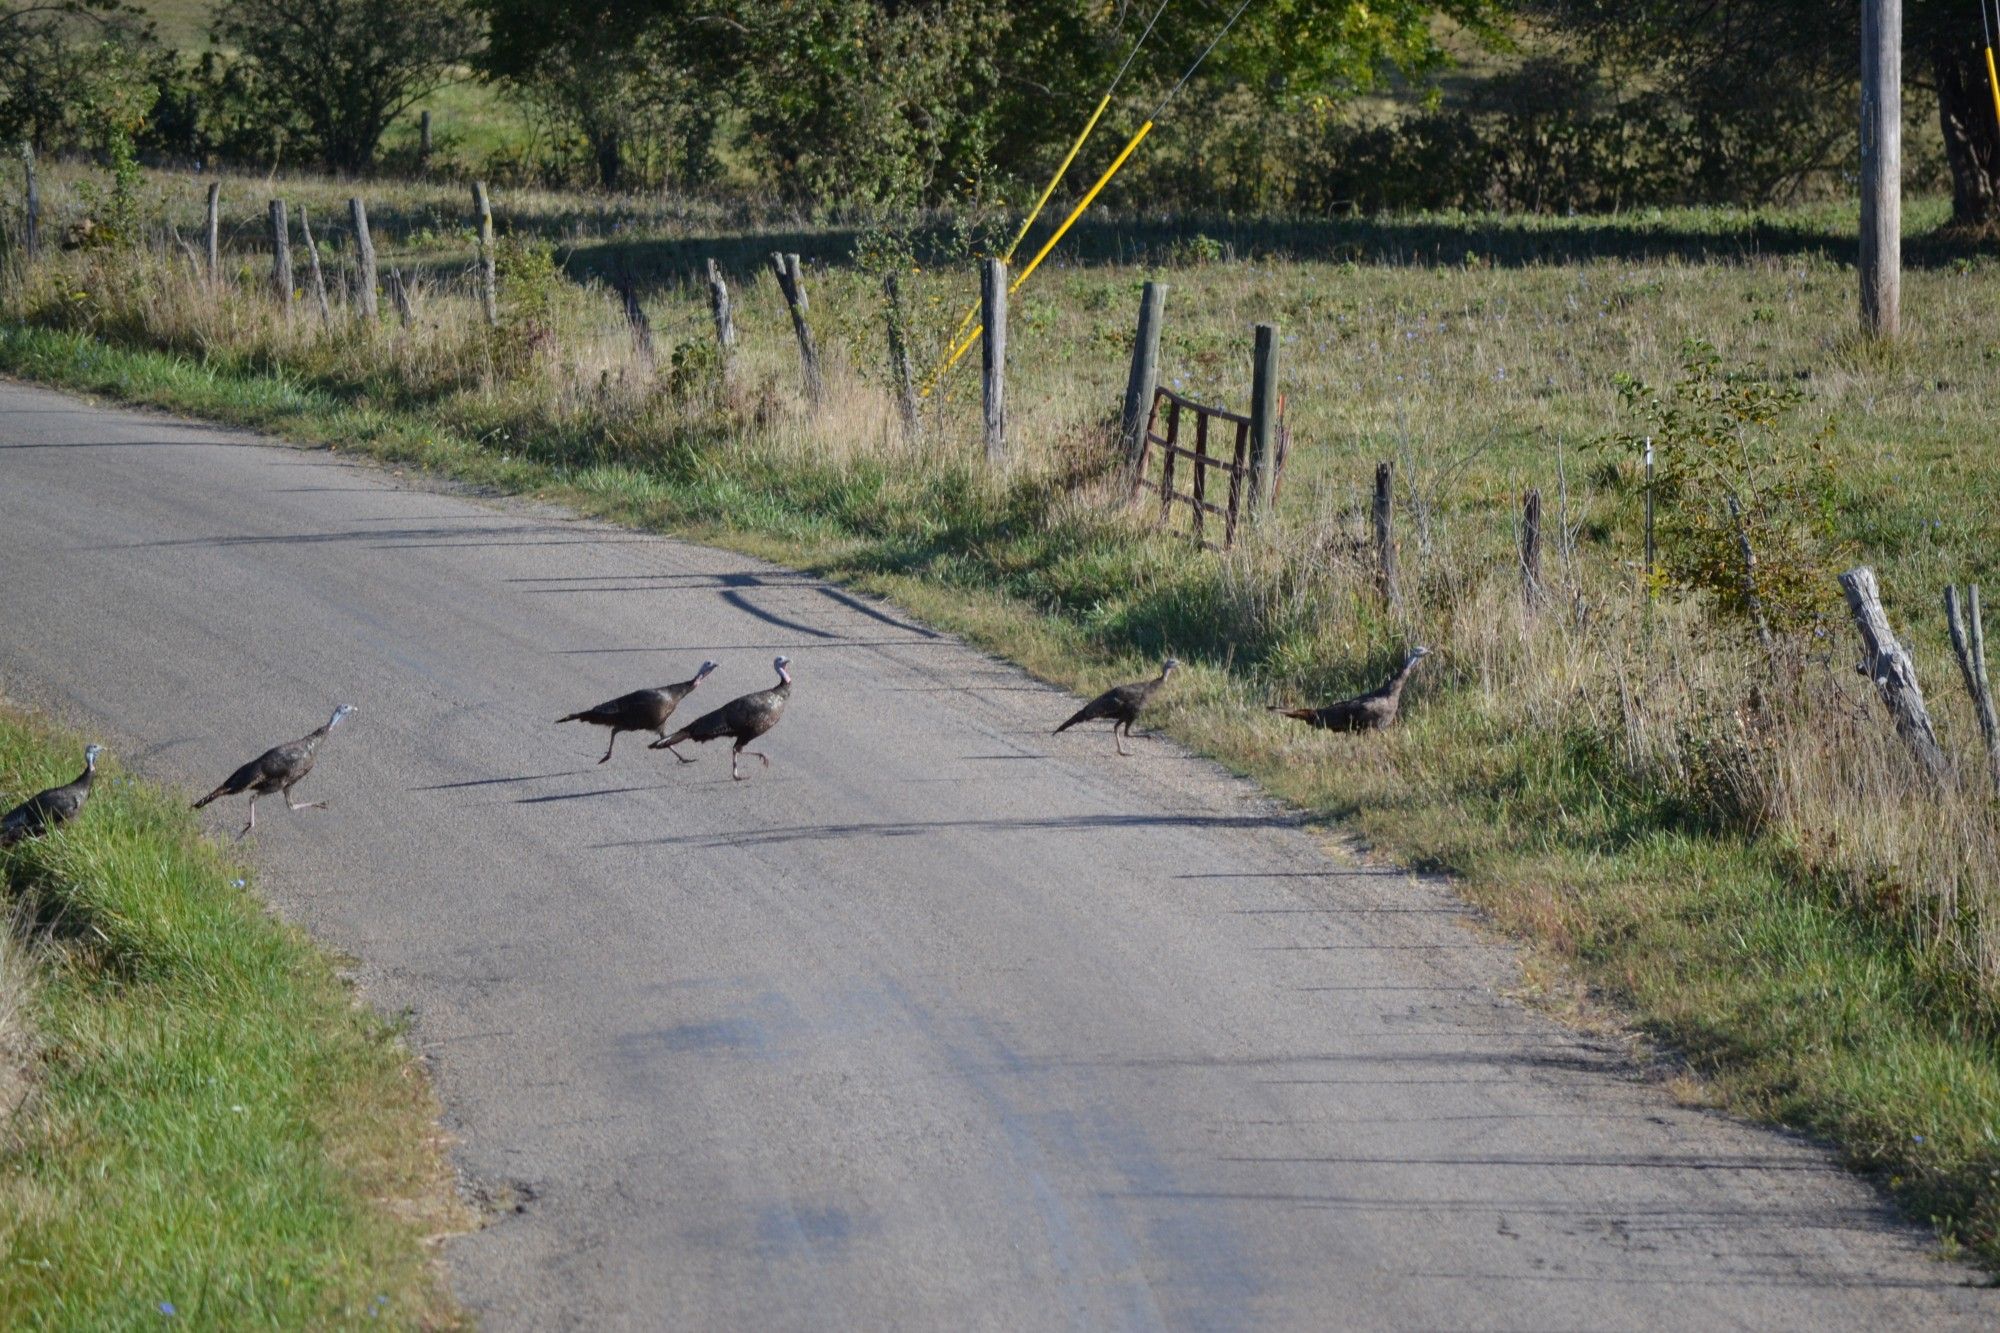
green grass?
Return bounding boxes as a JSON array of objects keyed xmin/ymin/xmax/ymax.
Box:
[
  {"xmin": 0, "ymin": 712, "xmax": 465, "ymax": 1328},
  {"xmin": 9, "ymin": 171, "xmax": 2000, "ymax": 1268}
]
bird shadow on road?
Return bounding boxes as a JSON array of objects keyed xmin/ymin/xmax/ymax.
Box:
[
  {"xmin": 512, "ymin": 785, "xmax": 679, "ymax": 805},
  {"xmin": 593, "ymin": 810, "xmax": 1306, "ymax": 851},
  {"xmin": 409, "ymin": 769, "xmax": 588, "ymax": 792}
]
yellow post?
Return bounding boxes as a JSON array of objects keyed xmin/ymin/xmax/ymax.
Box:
[
  {"xmin": 927, "ymin": 121, "xmax": 1156, "ymax": 391},
  {"xmin": 929, "ymin": 95, "xmax": 1116, "ymax": 393},
  {"xmin": 1986, "ymin": 46, "xmax": 2000, "ymax": 132}
]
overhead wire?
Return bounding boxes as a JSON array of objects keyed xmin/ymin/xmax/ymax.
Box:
[{"xmin": 925, "ymin": 0, "xmax": 1259, "ymax": 393}]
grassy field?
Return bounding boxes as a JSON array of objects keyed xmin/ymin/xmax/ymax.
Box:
[
  {"xmin": 0, "ymin": 709, "xmax": 466, "ymax": 1327},
  {"xmin": 9, "ymin": 161, "xmax": 2000, "ymax": 1264}
]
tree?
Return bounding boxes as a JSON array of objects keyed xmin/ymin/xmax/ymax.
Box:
[
  {"xmin": 212, "ymin": 0, "xmax": 478, "ymax": 173},
  {"xmin": 1538, "ymin": 1, "xmax": 2000, "ymax": 228},
  {"xmin": 0, "ymin": 0, "xmax": 153, "ymax": 152},
  {"xmin": 476, "ymin": 0, "xmax": 719, "ymax": 190}
]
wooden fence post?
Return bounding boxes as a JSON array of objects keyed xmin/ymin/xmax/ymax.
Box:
[
  {"xmin": 1946, "ymin": 583, "xmax": 2000, "ymax": 788},
  {"xmin": 1860, "ymin": 0, "xmax": 1902, "ymax": 339},
  {"xmin": 1248, "ymin": 323, "xmax": 1280, "ymax": 517},
  {"xmin": 1121, "ymin": 281, "xmax": 1167, "ymax": 472},
  {"xmin": 981, "ymin": 258, "xmax": 1007, "ymax": 463},
  {"xmin": 706, "ymin": 258, "xmax": 735, "ymax": 381},
  {"xmin": 348, "ymin": 198, "xmax": 378, "ymax": 321},
  {"xmin": 1726, "ymin": 494, "xmax": 1777, "ymax": 660},
  {"xmin": 1373, "ymin": 461, "xmax": 1399, "ymax": 606},
  {"xmin": 1521, "ymin": 487, "xmax": 1544, "ymax": 607},
  {"xmin": 473, "ymin": 182, "xmax": 498, "ymax": 327},
  {"xmin": 884, "ymin": 272, "xmax": 920, "ymax": 441},
  {"xmin": 299, "ymin": 205, "xmax": 330, "ymax": 328},
  {"xmin": 770, "ymin": 252, "xmax": 822, "ymax": 406},
  {"xmin": 387, "ymin": 269, "xmax": 415, "ymax": 327},
  {"xmin": 20, "ymin": 144, "xmax": 37, "ymax": 263},
  {"xmin": 613, "ymin": 275, "xmax": 653, "ymax": 367},
  {"xmin": 1840, "ymin": 566, "xmax": 1948, "ymax": 781},
  {"xmin": 268, "ymin": 200, "xmax": 292, "ymax": 311},
  {"xmin": 418, "ymin": 110, "xmax": 432, "ymax": 175},
  {"xmin": 203, "ymin": 181, "xmax": 220, "ymax": 282}
]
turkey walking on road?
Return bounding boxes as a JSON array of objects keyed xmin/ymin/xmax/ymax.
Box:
[
  {"xmin": 1270, "ymin": 647, "xmax": 1430, "ymax": 733},
  {"xmin": 1054, "ymin": 658, "xmax": 1179, "ymax": 756},
  {"xmin": 558, "ymin": 660, "xmax": 718, "ymax": 763},
  {"xmin": 1, "ymin": 744, "xmax": 102, "ymax": 847},
  {"xmin": 193, "ymin": 705, "xmax": 355, "ymax": 839},
  {"xmin": 653, "ymin": 656, "xmax": 791, "ymax": 780}
]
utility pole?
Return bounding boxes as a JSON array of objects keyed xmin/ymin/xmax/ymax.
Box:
[{"xmin": 1861, "ymin": 0, "xmax": 1902, "ymax": 338}]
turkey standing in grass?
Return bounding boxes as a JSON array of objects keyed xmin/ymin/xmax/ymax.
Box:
[
  {"xmin": 192, "ymin": 705, "xmax": 354, "ymax": 839},
  {"xmin": 1054, "ymin": 658, "xmax": 1179, "ymax": 756},
  {"xmin": 653, "ymin": 656, "xmax": 790, "ymax": 780},
  {"xmin": 1, "ymin": 744, "xmax": 102, "ymax": 847},
  {"xmin": 1270, "ymin": 646, "xmax": 1430, "ymax": 732},
  {"xmin": 557, "ymin": 660, "xmax": 718, "ymax": 763}
]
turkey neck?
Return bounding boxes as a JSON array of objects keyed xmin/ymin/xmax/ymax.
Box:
[{"xmin": 1384, "ymin": 655, "xmax": 1424, "ymax": 698}]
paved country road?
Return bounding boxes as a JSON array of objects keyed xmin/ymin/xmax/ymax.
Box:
[{"xmin": 0, "ymin": 377, "xmax": 1989, "ymax": 1330}]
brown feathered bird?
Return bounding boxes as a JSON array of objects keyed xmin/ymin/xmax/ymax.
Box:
[
  {"xmin": 558, "ymin": 660, "xmax": 718, "ymax": 763},
  {"xmin": 193, "ymin": 705, "xmax": 354, "ymax": 839},
  {"xmin": 653, "ymin": 656, "xmax": 791, "ymax": 780},
  {"xmin": 1054, "ymin": 658, "xmax": 1180, "ymax": 756},
  {"xmin": 1, "ymin": 744, "xmax": 101, "ymax": 847},
  {"xmin": 1271, "ymin": 646, "xmax": 1430, "ymax": 732}
]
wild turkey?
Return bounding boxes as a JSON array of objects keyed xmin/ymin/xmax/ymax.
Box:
[
  {"xmin": 557, "ymin": 660, "xmax": 718, "ymax": 763},
  {"xmin": 192, "ymin": 705, "xmax": 355, "ymax": 839},
  {"xmin": 1054, "ymin": 658, "xmax": 1180, "ymax": 756},
  {"xmin": 1, "ymin": 744, "xmax": 102, "ymax": 847},
  {"xmin": 653, "ymin": 656, "xmax": 791, "ymax": 780},
  {"xmin": 1270, "ymin": 646, "xmax": 1431, "ymax": 732}
]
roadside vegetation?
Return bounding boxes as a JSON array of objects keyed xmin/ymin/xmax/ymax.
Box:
[
  {"xmin": 0, "ymin": 707, "xmax": 466, "ymax": 1327},
  {"xmin": 6, "ymin": 156, "xmax": 2000, "ymax": 1261}
]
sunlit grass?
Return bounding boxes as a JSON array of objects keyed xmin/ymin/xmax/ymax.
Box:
[{"xmin": 0, "ymin": 712, "xmax": 467, "ymax": 1328}]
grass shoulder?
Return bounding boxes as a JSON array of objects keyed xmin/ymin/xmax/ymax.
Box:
[{"xmin": 0, "ymin": 706, "xmax": 467, "ymax": 1327}]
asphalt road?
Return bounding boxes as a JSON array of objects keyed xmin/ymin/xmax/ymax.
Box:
[{"xmin": 0, "ymin": 378, "xmax": 1989, "ymax": 1329}]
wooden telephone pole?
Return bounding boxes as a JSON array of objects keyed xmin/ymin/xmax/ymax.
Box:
[{"xmin": 1860, "ymin": 0, "xmax": 1902, "ymax": 338}]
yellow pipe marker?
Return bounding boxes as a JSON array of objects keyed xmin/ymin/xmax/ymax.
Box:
[
  {"xmin": 926, "ymin": 95, "xmax": 1116, "ymax": 395},
  {"xmin": 1986, "ymin": 46, "xmax": 2000, "ymax": 132},
  {"xmin": 929, "ymin": 120, "xmax": 1155, "ymax": 390}
]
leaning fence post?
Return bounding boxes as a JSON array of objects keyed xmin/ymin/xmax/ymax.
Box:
[
  {"xmin": 706, "ymin": 258, "xmax": 736, "ymax": 382},
  {"xmin": 884, "ymin": 272, "xmax": 920, "ymax": 441},
  {"xmin": 473, "ymin": 182, "xmax": 498, "ymax": 327},
  {"xmin": 1521, "ymin": 487, "xmax": 1544, "ymax": 607},
  {"xmin": 611, "ymin": 275, "xmax": 653, "ymax": 368},
  {"xmin": 1840, "ymin": 565, "xmax": 1949, "ymax": 782},
  {"xmin": 348, "ymin": 197, "xmax": 378, "ymax": 321},
  {"xmin": 267, "ymin": 199, "xmax": 292, "ymax": 312},
  {"xmin": 298, "ymin": 204, "xmax": 330, "ymax": 328},
  {"xmin": 418, "ymin": 109, "xmax": 432, "ymax": 175},
  {"xmin": 387, "ymin": 269, "xmax": 415, "ymax": 327},
  {"xmin": 20, "ymin": 144, "xmax": 37, "ymax": 263},
  {"xmin": 1247, "ymin": 322, "xmax": 1280, "ymax": 518},
  {"xmin": 203, "ymin": 181, "xmax": 220, "ymax": 282},
  {"xmin": 1373, "ymin": 460, "xmax": 1399, "ymax": 606},
  {"xmin": 981, "ymin": 258, "xmax": 1007, "ymax": 463},
  {"xmin": 770, "ymin": 251, "xmax": 822, "ymax": 406},
  {"xmin": 1726, "ymin": 493, "xmax": 1777, "ymax": 662},
  {"xmin": 1121, "ymin": 281, "xmax": 1167, "ymax": 472},
  {"xmin": 1946, "ymin": 583, "xmax": 2000, "ymax": 789}
]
